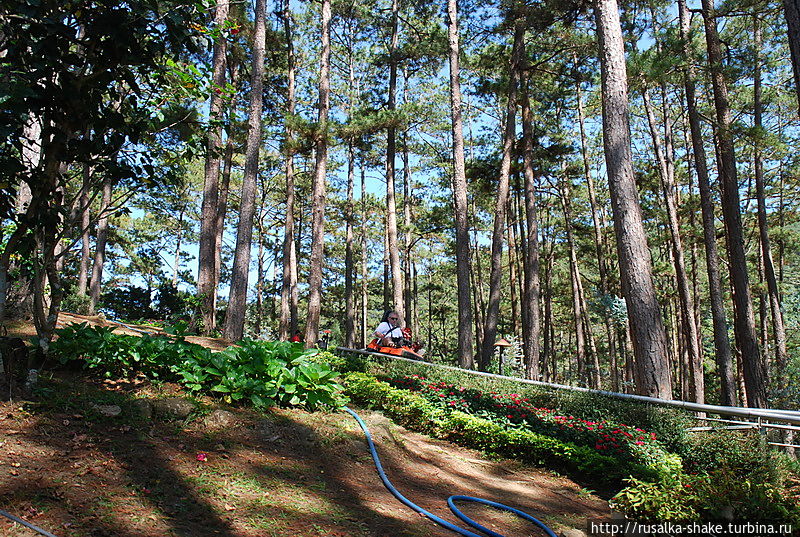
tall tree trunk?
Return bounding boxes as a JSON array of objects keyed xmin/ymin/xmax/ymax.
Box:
[
  {"xmin": 447, "ymin": 0, "xmax": 475, "ymax": 369},
  {"xmin": 77, "ymin": 164, "xmax": 91, "ymax": 296},
  {"xmin": 754, "ymin": 16, "xmax": 789, "ymax": 387},
  {"xmin": 558, "ymin": 178, "xmax": 587, "ymax": 385},
  {"xmin": 506, "ymin": 198, "xmax": 520, "ymax": 335},
  {"xmin": 222, "ymin": 0, "xmax": 266, "ymax": 341},
  {"xmin": 0, "ymin": 118, "xmax": 41, "ymax": 321},
  {"xmin": 345, "ymin": 143, "xmax": 356, "ymax": 348},
  {"xmin": 595, "ymin": 0, "xmax": 672, "ymax": 398},
  {"xmin": 542, "ymin": 217, "xmax": 556, "ymax": 382},
  {"xmin": 700, "ymin": 0, "xmax": 767, "ymax": 407},
  {"xmin": 214, "ymin": 136, "xmax": 234, "ymax": 309},
  {"xmin": 783, "ymin": 0, "xmax": 800, "ymax": 113},
  {"xmin": 89, "ymin": 179, "xmax": 113, "ymax": 314},
  {"xmin": 479, "ymin": 19, "xmax": 524, "ymax": 371},
  {"xmin": 343, "ymin": 20, "xmax": 358, "ymax": 349},
  {"xmin": 402, "ymin": 128, "xmax": 414, "ymax": 327},
  {"xmin": 255, "ymin": 195, "xmax": 266, "ymax": 336},
  {"xmin": 576, "ymin": 76, "xmax": 618, "ymax": 390},
  {"xmin": 520, "ymin": 87, "xmax": 541, "ymax": 380},
  {"xmin": 361, "ymin": 165, "xmax": 369, "ymax": 347},
  {"xmin": 385, "ymin": 0, "xmax": 404, "ymax": 323},
  {"xmin": 279, "ymin": 0, "xmax": 298, "ymax": 340},
  {"xmin": 678, "ymin": 0, "xmax": 736, "ymax": 405},
  {"xmin": 197, "ymin": 0, "xmax": 230, "ymax": 335},
  {"xmin": 642, "ymin": 88, "xmax": 704, "ymax": 403},
  {"xmin": 303, "ymin": 0, "xmax": 331, "ymax": 346}
]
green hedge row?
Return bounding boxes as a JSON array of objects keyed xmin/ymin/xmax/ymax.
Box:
[{"xmin": 342, "ymin": 372, "xmax": 661, "ymax": 485}]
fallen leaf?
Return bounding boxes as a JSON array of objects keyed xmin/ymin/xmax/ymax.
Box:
[{"xmin": 224, "ymin": 504, "xmax": 236, "ymax": 511}]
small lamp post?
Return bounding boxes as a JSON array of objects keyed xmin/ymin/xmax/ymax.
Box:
[{"xmin": 495, "ymin": 338, "xmax": 511, "ymax": 376}]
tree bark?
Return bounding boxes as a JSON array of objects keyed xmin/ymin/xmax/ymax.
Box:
[
  {"xmin": 385, "ymin": 0, "xmax": 404, "ymax": 323},
  {"xmin": 677, "ymin": 0, "xmax": 736, "ymax": 405},
  {"xmin": 222, "ymin": 0, "xmax": 266, "ymax": 341},
  {"xmin": 279, "ymin": 0, "xmax": 299, "ymax": 340},
  {"xmin": 782, "ymin": 0, "xmax": 800, "ymax": 114},
  {"xmin": 700, "ymin": 0, "xmax": 767, "ymax": 407},
  {"xmin": 754, "ymin": 16, "xmax": 789, "ymax": 386},
  {"xmin": 520, "ymin": 88, "xmax": 541, "ymax": 380},
  {"xmin": 345, "ymin": 143, "xmax": 356, "ymax": 348},
  {"xmin": 402, "ymin": 128, "xmax": 414, "ymax": 327},
  {"xmin": 361, "ymin": 165, "xmax": 369, "ymax": 347},
  {"xmin": 446, "ymin": 0, "xmax": 475, "ymax": 370},
  {"xmin": 89, "ymin": 179, "xmax": 113, "ymax": 314},
  {"xmin": 642, "ymin": 88, "xmax": 704, "ymax": 403},
  {"xmin": 506, "ymin": 197, "xmax": 520, "ymax": 335},
  {"xmin": 479, "ymin": 19, "xmax": 524, "ymax": 371},
  {"xmin": 77, "ymin": 164, "xmax": 91, "ymax": 296},
  {"xmin": 214, "ymin": 136, "xmax": 234, "ymax": 312},
  {"xmin": 595, "ymin": 0, "xmax": 672, "ymax": 398},
  {"xmin": 197, "ymin": 0, "xmax": 230, "ymax": 335},
  {"xmin": 304, "ymin": 0, "xmax": 331, "ymax": 346}
]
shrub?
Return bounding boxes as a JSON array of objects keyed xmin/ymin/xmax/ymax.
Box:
[
  {"xmin": 60, "ymin": 292, "xmax": 94, "ymax": 316},
  {"xmin": 51, "ymin": 322, "xmax": 202, "ymax": 378},
  {"xmin": 612, "ymin": 469, "xmax": 800, "ymax": 525},
  {"xmin": 313, "ymin": 349, "xmax": 368, "ymax": 373},
  {"xmin": 342, "ymin": 372, "xmax": 650, "ymax": 484},
  {"xmin": 611, "ymin": 472, "xmax": 707, "ymax": 521},
  {"xmin": 682, "ymin": 429, "xmax": 780, "ymax": 483},
  {"xmin": 363, "ymin": 355, "xmax": 691, "ymax": 451},
  {"xmin": 50, "ymin": 324, "xmax": 344, "ymax": 410},
  {"xmin": 383, "ymin": 374, "xmax": 679, "ymax": 477},
  {"xmin": 175, "ymin": 340, "xmax": 346, "ymax": 410},
  {"xmin": 99, "ymin": 286, "xmax": 155, "ymax": 320}
]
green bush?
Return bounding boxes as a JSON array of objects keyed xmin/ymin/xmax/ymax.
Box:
[
  {"xmin": 50, "ymin": 324, "xmax": 345, "ymax": 410},
  {"xmin": 60, "ymin": 292, "xmax": 94, "ymax": 316},
  {"xmin": 383, "ymin": 374, "xmax": 680, "ymax": 477},
  {"xmin": 342, "ymin": 372, "xmax": 649, "ymax": 484},
  {"xmin": 51, "ymin": 322, "xmax": 208, "ymax": 379},
  {"xmin": 681, "ymin": 429, "xmax": 780, "ymax": 483},
  {"xmin": 612, "ymin": 469, "xmax": 800, "ymax": 524},
  {"xmin": 175, "ymin": 340, "xmax": 346, "ymax": 410},
  {"xmin": 362, "ymin": 354, "xmax": 692, "ymax": 452},
  {"xmin": 611, "ymin": 472, "xmax": 707, "ymax": 521},
  {"xmin": 314, "ymin": 349, "xmax": 368, "ymax": 373}
]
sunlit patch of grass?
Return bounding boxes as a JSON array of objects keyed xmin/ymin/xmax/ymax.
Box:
[{"xmin": 184, "ymin": 471, "xmax": 223, "ymax": 496}]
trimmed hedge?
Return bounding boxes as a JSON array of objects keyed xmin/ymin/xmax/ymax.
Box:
[{"xmin": 343, "ymin": 372, "xmax": 658, "ymax": 484}]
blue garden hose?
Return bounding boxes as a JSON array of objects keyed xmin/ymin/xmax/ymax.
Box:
[
  {"xmin": 0, "ymin": 508, "xmax": 60, "ymax": 537},
  {"xmin": 343, "ymin": 406, "xmax": 558, "ymax": 537}
]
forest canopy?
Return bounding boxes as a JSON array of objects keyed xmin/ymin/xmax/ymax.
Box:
[{"xmin": 2, "ymin": 0, "xmax": 800, "ymax": 409}]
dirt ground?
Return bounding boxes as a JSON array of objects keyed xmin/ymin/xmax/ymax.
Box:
[{"xmin": 0, "ymin": 315, "xmax": 609, "ymax": 537}]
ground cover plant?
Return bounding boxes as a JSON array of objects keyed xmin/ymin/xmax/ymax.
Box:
[
  {"xmin": 49, "ymin": 323, "xmax": 344, "ymax": 410},
  {"xmin": 341, "ymin": 372, "xmax": 663, "ymax": 485},
  {"xmin": 360, "ymin": 354, "xmax": 693, "ymax": 451},
  {"xmin": 382, "ymin": 374, "xmax": 676, "ymax": 471}
]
